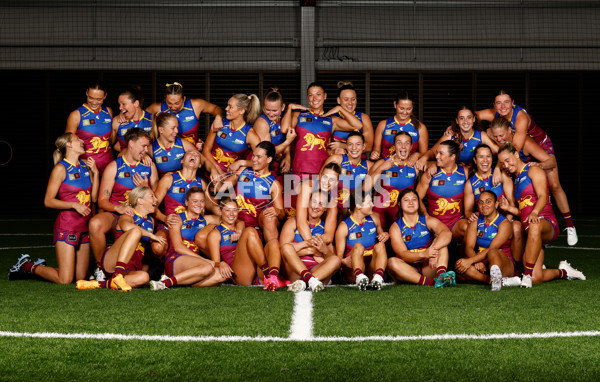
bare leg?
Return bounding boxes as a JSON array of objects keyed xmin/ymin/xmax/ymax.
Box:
[
  {"xmin": 152, "ymin": 229, "xmax": 170, "ymax": 258},
  {"xmin": 231, "ymin": 228, "xmax": 268, "ymax": 285},
  {"xmin": 89, "ymin": 212, "xmax": 117, "ymax": 263},
  {"xmin": 172, "ymin": 255, "xmax": 214, "ymax": 285},
  {"xmin": 259, "ymin": 212, "xmax": 281, "ymax": 243},
  {"xmin": 511, "ymin": 220, "xmax": 525, "ymax": 263}
]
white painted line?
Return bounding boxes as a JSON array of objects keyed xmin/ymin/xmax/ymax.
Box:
[
  {"xmin": 1, "ymin": 330, "xmax": 599, "ymax": 342},
  {"xmin": 547, "ymin": 246, "xmax": 600, "ymax": 251},
  {"xmin": 0, "ymin": 245, "xmax": 54, "ymax": 250},
  {"xmin": 289, "ymin": 291, "xmax": 314, "ymax": 340},
  {"xmin": 0, "ymin": 233, "xmax": 51, "ymax": 236}
]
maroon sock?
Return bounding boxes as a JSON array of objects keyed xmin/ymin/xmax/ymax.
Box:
[
  {"xmin": 436, "ymin": 266, "xmax": 447, "ymax": 277},
  {"xmin": 562, "ymin": 213, "xmax": 574, "ymax": 228},
  {"xmin": 163, "ymin": 276, "xmax": 178, "ymax": 288},
  {"xmin": 23, "ymin": 262, "xmax": 34, "ymax": 273},
  {"xmin": 268, "ymin": 266, "xmax": 280, "ymax": 277},
  {"xmin": 484, "ymin": 275, "xmax": 491, "ymax": 284},
  {"xmin": 558, "ymin": 269, "xmax": 567, "ymax": 279},
  {"xmin": 524, "ymin": 262, "xmax": 535, "ymax": 277},
  {"xmin": 300, "ymin": 270, "xmax": 313, "ymax": 284},
  {"xmin": 100, "ymin": 281, "xmax": 108, "ymax": 288},
  {"xmin": 375, "ymin": 268, "xmax": 384, "ymax": 278},
  {"xmin": 353, "ymin": 268, "xmax": 364, "ymax": 277},
  {"xmin": 113, "ymin": 262, "xmax": 127, "ymax": 276},
  {"xmin": 419, "ymin": 275, "xmax": 435, "ymax": 286}
]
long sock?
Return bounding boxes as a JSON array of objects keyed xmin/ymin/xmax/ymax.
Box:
[
  {"xmin": 562, "ymin": 213, "xmax": 574, "ymax": 228},
  {"xmin": 418, "ymin": 275, "xmax": 435, "ymax": 286},
  {"xmin": 100, "ymin": 281, "xmax": 108, "ymax": 288},
  {"xmin": 268, "ymin": 266, "xmax": 280, "ymax": 277},
  {"xmin": 260, "ymin": 264, "xmax": 269, "ymax": 276},
  {"xmin": 375, "ymin": 268, "xmax": 384, "ymax": 278},
  {"xmin": 23, "ymin": 262, "xmax": 34, "ymax": 273},
  {"xmin": 300, "ymin": 270, "xmax": 313, "ymax": 284},
  {"xmin": 353, "ymin": 268, "xmax": 364, "ymax": 278},
  {"xmin": 523, "ymin": 262, "xmax": 535, "ymax": 277},
  {"xmin": 113, "ymin": 262, "xmax": 127, "ymax": 276},
  {"xmin": 163, "ymin": 276, "xmax": 178, "ymax": 288},
  {"xmin": 436, "ymin": 266, "xmax": 447, "ymax": 277},
  {"xmin": 558, "ymin": 269, "xmax": 567, "ymax": 279}
]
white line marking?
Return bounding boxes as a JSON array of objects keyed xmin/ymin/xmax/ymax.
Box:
[
  {"xmin": 1, "ymin": 330, "xmax": 599, "ymax": 342},
  {"xmin": 0, "ymin": 233, "xmax": 51, "ymax": 236},
  {"xmin": 0, "ymin": 245, "xmax": 54, "ymax": 250},
  {"xmin": 547, "ymin": 246, "xmax": 599, "ymax": 251},
  {"xmin": 289, "ymin": 291, "xmax": 314, "ymax": 340}
]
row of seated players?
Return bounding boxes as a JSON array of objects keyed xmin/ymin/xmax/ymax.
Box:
[{"xmin": 9, "ymin": 124, "xmax": 585, "ymax": 291}]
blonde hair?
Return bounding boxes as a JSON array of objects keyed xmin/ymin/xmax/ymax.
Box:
[
  {"xmin": 127, "ymin": 186, "xmax": 151, "ymax": 208},
  {"xmin": 232, "ymin": 93, "xmax": 261, "ymax": 125},
  {"xmin": 53, "ymin": 133, "xmax": 74, "ymax": 165},
  {"xmin": 490, "ymin": 116, "xmax": 511, "ymax": 131},
  {"xmin": 151, "ymin": 112, "xmax": 177, "ymax": 140}
]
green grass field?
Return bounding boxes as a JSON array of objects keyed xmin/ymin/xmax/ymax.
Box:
[{"xmin": 1, "ymin": 218, "xmax": 599, "ymax": 381}]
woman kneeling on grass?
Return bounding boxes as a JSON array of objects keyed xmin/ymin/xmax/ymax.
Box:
[
  {"xmin": 281, "ymin": 190, "xmax": 341, "ymax": 293},
  {"xmin": 206, "ymin": 197, "xmax": 271, "ymax": 285},
  {"xmin": 387, "ymin": 189, "xmax": 456, "ymax": 288},
  {"xmin": 150, "ymin": 187, "xmax": 223, "ymax": 290},
  {"xmin": 9, "ymin": 133, "xmax": 99, "ymax": 283},
  {"xmin": 335, "ymin": 190, "xmax": 389, "ymax": 291},
  {"xmin": 76, "ymin": 186, "xmax": 166, "ymax": 291},
  {"xmin": 455, "ymin": 190, "xmax": 521, "ymax": 291}
]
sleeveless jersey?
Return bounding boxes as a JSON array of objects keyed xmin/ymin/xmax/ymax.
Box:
[
  {"xmin": 212, "ymin": 119, "xmax": 252, "ymax": 172},
  {"xmin": 160, "ymin": 98, "xmax": 199, "ymax": 143},
  {"xmin": 293, "ymin": 219, "xmax": 325, "ymax": 243},
  {"xmin": 259, "ymin": 114, "xmax": 286, "ymax": 146},
  {"xmin": 331, "ymin": 111, "xmax": 363, "ymax": 143},
  {"xmin": 113, "ymin": 211, "xmax": 154, "ymax": 271},
  {"xmin": 455, "ymin": 130, "xmax": 482, "ymax": 164},
  {"xmin": 337, "ymin": 154, "xmax": 369, "ymax": 207},
  {"xmin": 469, "ymin": 173, "xmax": 504, "ymax": 201},
  {"xmin": 109, "ymin": 156, "xmax": 153, "ymax": 207},
  {"xmin": 152, "ymin": 136, "xmax": 186, "ymax": 176},
  {"xmin": 381, "ymin": 116, "xmax": 419, "ymax": 158},
  {"xmin": 514, "ymin": 163, "xmax": 556, "ymax": 227},
  {"xmin": 216, "ymin": 224, "xmax": 237, "ymax": 267},
  {"xmin": 116, "ymin": 110, "xmax": 153, "ymax": 148},
  {"xmin": 236, "ymin": 168, "xmax": 277, "ymax": 226},
  {"xmin": 293, "ymin": 111, "xmax": 333, "ymax": 174},
  {"xmin": 55, "ymin": 159, "xmax": 93, "ymax": 232},
  {"xmin": 164, "ymin": 171, "xmax": 204, "ymax": 215},
  {"xmin": 75, "ymin": 105, "xmax": 113, "ymax": 171},
  {"xmin": 375, "ymin": 159, "xmax": 417, "ymax": 208},
  {"xmin": 476, "ymin": 213, "xmax": 511, "ymax": 256},
  {"xmin": 395, "ymin": 214, "xmax": 432, "ymax": 252},
  {"xmin": 343, "ymin": 215, "xmax": 378, "ymax": 256},
  {"xmin": 496, "ymin": 104, "xmax": 547, "ymax": 145},
  {"xmin": 427, "ymin": 165, "xmax": 467, "ymax": 228},
  {"xmin": 176, "ymin": 211, "xmax": 208, "ymax": 253}
]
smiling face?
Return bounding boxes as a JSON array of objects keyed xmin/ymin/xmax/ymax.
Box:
[
  {"xmin": 494, "ymin": 94, "xmax": 514, "ymax": 117},
  {"xmin": 165, "ymin": 94, "xmax": 184, "ymax": 113},
  {"xmin": 182, "ymin": 149, "xmax": 201, "ymax": 170},
  {"xmin": 138, "ymin": 190, "xmax": 158, "ymax": 214},
  {"xmin": 393, "ymin": 99, "xmax": 413, "ymax": 122},
  {"xmin": 158, "ymin": 117, "xmax": 179, "ymax": 143},
  {"xmin": 251, "ymin": 147, "xmax": 271, "ymax": 172},
  {"xmin": 400, "ymin": 191, "xmax": 420, "ymax": 215},
  {"xmin": 497, "ymin": 150, "xmax": 519, "ymax": 175},
  {"xmin": 263, "ymin": 99, "xmax": 284, "ymax": 122},
  {"xmin": 477, "ymin": 192, "xmax": 498, "ymax": 217},
  {"xmin": 118, "ymin": 94, "xmax": 140, "ymax": 120},
  {"xmin": 308, "ymin": 192, "xmax": 328, "ymax": 220},
  {"xmin": 220, "ymin": 201, "xmax": 239, "ymax": 225},
  {"xmin": 435, "ymin": 145, "xmax": 455, "ymax": 168},
  {"xmin": 474, "ymin": 146, "xmax": 493, "ymax": 175},
  {"xmin": 67, "ymin": 134, "xmax": 85, "ymax": 156},
  {"xmin": 337, "ymin": 89, "xmax": 357, "ymax": 113},
  {"xmin": 456, "ymin": 109, "xmax": 475, "ymax": 133},
  {"xmin": 225, "ymin": 97, "xmax": 244, "ymax": 121},
  {"xmin": 355, "ymin": 194, "xmax": 374, "ymax": 216},
  {"xmin": 319, "ymin": 169, "xmax": 339, "ymax": 193},
  {"xmin": 86, "ymin": 88, "xmax": 106, "ymax": 112},
  {"xmin": 346, "ymin": 135, "xmax": 365, "ymax": 160},
  {"xmin": 186, "ymin": 191, "xmax": 206, "ymax": 216},
  {"xmin": 307, "ymin": 86, "xmax": 326, "ymax": 111},
  {"xmin": 491, "ymin": 126, "xmax": 512, "ymax": 145},
  {"xmin": 128, "ymin": 136, "xmax": 151, "ymax": 162},
  {"xmin": 394, "ymin": 134, "xmax": 412, "ymax": 161}
]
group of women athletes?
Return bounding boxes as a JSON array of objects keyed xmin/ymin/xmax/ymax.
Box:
[{"xmin": 8, "ymin": 79, "xmax": 586, "ymax": 292}]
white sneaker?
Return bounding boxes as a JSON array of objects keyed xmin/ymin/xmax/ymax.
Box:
[
  {"xmin": 149, "ymin": 280, "xmax": 167, "ymax": 291},
  {"xmin": 520, "ymin": 274, "xmax": 532, "ymax": 288},
  {"xmin": 490, "ymin": 265, "xmax": 502, "ymax": 292},
  {"xmin": 160, "ymin": 274, "xmax": 169, "ymax": 282},
  {"xmin": 371, "ymin": 274, "xmax": 384, "ymax": 291},
  {"xmin": 565, "ymin": 227, "xmax": 578, "ymax": 246},
  {"xmin": 91, "ymin": 267, "xmax": 106, "ymax": 282},
  {"xmin": 502, "ymin": 276, "xmax": 521, "ymax": 287},
  {"xmin": 287, "ymin": 279, "xmax": 307, "ymax": 292},
  {"xmin": 308, "ymin": 277, "xmax": 324, "ymax": 293},
  {"xmin": 559, "ymin": 260, "xmax": 586, "ymax": 280},
  {"xmin": 356, "ymin": 273, "xmax": 369, "ymax": 291}
]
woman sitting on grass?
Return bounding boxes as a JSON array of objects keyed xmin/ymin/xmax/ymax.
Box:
[{"xmin": 76, "ymin": 186, "xmax": 166, "ymax": 291}]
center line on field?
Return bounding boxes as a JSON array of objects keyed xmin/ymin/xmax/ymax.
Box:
[{"xmin": 289, "ymin": 291, "xmax": 314, "ymax": 340}]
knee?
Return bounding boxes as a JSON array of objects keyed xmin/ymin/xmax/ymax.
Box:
[
  {"xmin": 131, "ymin": 272, "xmax": 150, "ymax": 287},
  {"xmin": 329, "ymin": 255, "xmax": 342, "ymax": 269},
  {"xmin": 352, "ymin": 243, "xmax": 365, "ymax": 253}
]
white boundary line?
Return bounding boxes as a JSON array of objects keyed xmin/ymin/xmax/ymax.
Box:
[
  {"xmin": 0, "ymin": 245, "xmax": 54, "ymax": 250},
  {"xmin": 1, "ymin": 330, "xmax": 599, "ymax": 342},
  {"xmin": 289, "ymin": 291, "xmax": 314, "ymax": 340},
  {"xmin": 547, "ymin": 246, "xmax": 599, "ymax": 251},
  {"xmin": 0, "ymin": 233, "xmax": 51, "ymax": 236}
]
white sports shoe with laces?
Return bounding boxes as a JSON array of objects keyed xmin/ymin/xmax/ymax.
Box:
[
  {"xmin": 287, "ymin": 279, "xmax": 307, "ymax": 292},
  {"xmin": 559, "ymin": 260, "xmax": 586, "ymax": 280},
  {"xmin": 565, "ymin": 227, "xmax": 578, "ymax": 246},
  {"xmin": 490, "ymin": 265, "xmax": 502, "ymax": 292},
  {"xmin": 308, "ymin": 277, "xmax": 324, "ymax": 292},
  {"xmin": 356, "ymin": 273, "xmax": 369, "ymax": 291},
  {"xmin": 520, "ymin": 274, "xmax": 533, "ymax": 288},
  {"xmin": 502, "ymin": 276, "xmax": 521, "ymax": 287}
]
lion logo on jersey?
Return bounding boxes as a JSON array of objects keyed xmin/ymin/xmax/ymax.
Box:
[
  {"xmin": 433, "ymin": 198, "xmax": 461, "ymax": 216},
  {"xmin": 76, "ymin": 190, "xmax": 90, "ymax": 206},
  {"xmin": 214, "ymin": 148, "xmax": 236, "ymax": 166},
  {"xmin": 518, "ymin": 195, "xmax": 534, "ymax": 210},
  {"xmin": 120, "ymin": 190, "xmax": 131, "ymax": 206},
  {"xmin": 174, "ymin": 205, "xmax": 186, "ymax": 214},
  {"xmin": 236, "ymin": 195, "xmax": 257, "ymax": 217},
  {"xmin": 337, "ymin": 188, "xmax": 350, "ymax": 206},
  {"xmin": 87, "ymin": 137, "xmax": 110, "ymax": 154},
  {"xmin": 387, "ymin": 146, "xmax": 396, "ymax": 157},
  {"xmin": 380, "ymin": 189, "xmax": 400, "ymax": 208},
  {"xmin": 300, "ymin": 133, "xmax": 327, "ymax": 151}
]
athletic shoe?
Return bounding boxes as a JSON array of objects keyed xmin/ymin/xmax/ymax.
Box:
[
  {"xmin": 263, "ymin": 275, "xmax": 279, "ymax": 291},
  {"xmin": 520, "ymin": 274, "xmax": 533, "ymax": 288},
  {"xmin": 565, "ymin": 227, "xmax": 578, "ymax": 246},
  {"xmin": 490, "ymin": 265, "xmax": 502, "ymax": 292},
  {"xmin": 76, "ymin": 280, "xmax": 100, "ymax": 290},
  {"xmin": 371, "ymin": 274, "xmax": 384, "ymax": 291},
  {"xmin": 308, "ymin": 277, "xmax": 324, "ymax": 293},
  {"xmin": 8, "ymin": 254, "xmax": 32, "ymax": 280},
  {"xmin": 159, "ymin": 274, "xmax": 169, "ymax": 282},
  {"xmin": 558, "ymin": 260, "xmax": 586, "ymax": 280},
  {"xmin": 110, "ymin": 274, "xmax": 132, "ymax": 292},
  {"xmin": 356, "ymin": 273, "xmax": 369, "ymax": 291},
  {"xmin": 149, "ymin": 280, "xmax": 167, "ymax": 291},
  {"xmin": 502, "ymin": 276, "xmax": 521, "ymax": 287},
  {"xmin": 435, "ymin": 271, "xmax": 456, "ymax": 288},
  {"xmin": 90, "ymin": 267, "xmax": 106, "ymax": 282},
  {"xmin": 33, "ymin": 258, "xmax": 46, "ymax": 267},
  {"xmin": 445, "ymin": 271, "xmax": 457, "ymax": 287},
  {"xmin": 287, "ymin": 279, "xmax": 307, "ymax": 292}
]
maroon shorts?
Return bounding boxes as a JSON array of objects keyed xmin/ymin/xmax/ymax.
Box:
[{"xmin": 53, "ymin": 226, "xmax": 89, "ymax": 247}]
